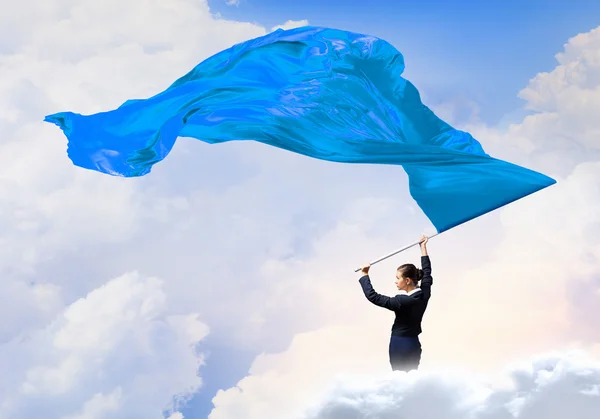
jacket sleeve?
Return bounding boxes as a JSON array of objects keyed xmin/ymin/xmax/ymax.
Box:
[
  {"xmin": 359, "ymin": 275, "xmax": 411, "ymax": 311},
  {"xmin": 420, "ymin": 256, "xmax": 433, "ymax": 299}
]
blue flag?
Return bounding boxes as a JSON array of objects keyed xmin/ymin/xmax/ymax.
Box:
[{"xmin": 44, "ymin": 26, "xmax": 555, "ymax": 233}]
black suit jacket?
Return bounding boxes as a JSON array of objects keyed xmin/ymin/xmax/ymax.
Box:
[{"xmin": 359, "ymin": 256, "xmax": 432, "ymax": 336}]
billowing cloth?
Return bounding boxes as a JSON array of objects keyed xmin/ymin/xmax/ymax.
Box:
[{"xmin": 45, "ymin": 26, "xmax": 555, "ymax": 233}]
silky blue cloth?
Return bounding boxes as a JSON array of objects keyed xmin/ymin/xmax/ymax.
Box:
[{"xmin": 44, "ymin": 26, "xmax": 555, "ymax": 233}]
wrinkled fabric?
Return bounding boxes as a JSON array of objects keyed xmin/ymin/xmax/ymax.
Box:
[{"xmin": 45, "ymin": 26, "xmax": 555, "ymax": 232}]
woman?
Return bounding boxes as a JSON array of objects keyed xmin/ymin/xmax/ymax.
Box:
[{"xmin": 358, "ymin": 235, "xmax": 432, "ymax": 372}]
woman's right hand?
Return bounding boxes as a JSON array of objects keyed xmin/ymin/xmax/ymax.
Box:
[{"xmin": 419, "ymin": 235, "xmax": 428, "ymax": 256}]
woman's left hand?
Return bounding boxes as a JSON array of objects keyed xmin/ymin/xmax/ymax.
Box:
[{"xmin": 361, "ymin": 264, "xmax": 371, "ymax": 275}]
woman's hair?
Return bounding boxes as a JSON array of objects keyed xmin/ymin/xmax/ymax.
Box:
[{"xmin": 397, "ymin": 263, "xmax": 423, "ymax": 285}]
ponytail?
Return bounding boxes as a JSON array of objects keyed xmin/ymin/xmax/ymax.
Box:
[{"xmin": 417, "ymin": 268, "xmax": 424, "ymax": 282}]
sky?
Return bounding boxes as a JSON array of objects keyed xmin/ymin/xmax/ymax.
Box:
[
  {"xmin": 0, "ymin": 0, "xmax": 599, "ymax": 418},
  {"xmin": 212, "ymin": 0, "xmax": 600, "ymax": 126}
]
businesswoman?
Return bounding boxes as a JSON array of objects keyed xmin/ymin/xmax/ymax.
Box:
[{"xmin": 358, "ymin": 235, "xmax": 432, "ymax": 371}]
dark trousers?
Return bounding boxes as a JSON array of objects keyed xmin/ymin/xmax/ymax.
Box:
[{"xmin": 389, "ymin": 336, "xmax": 422, "ymax": 371}]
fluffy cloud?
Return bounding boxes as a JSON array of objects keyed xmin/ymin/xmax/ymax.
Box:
[
  {"xmin": 302, "ymin": 351, "xmax": 600, "ymax": 419},
  {"xmin": 465, "ymin": 27, "xmax": 600, "ymax": 176},
  {"xmin": 271, "ymin": 20, "xmax": 311, "ymax": 31},
  {"xmin": 209, "ymin": 324, "xmax": 389, "ymax": 419},
  {"xmin": 0, "ymin": 271, "xmax": 208, "ymax": 419},
  {"xmin": 209, "ymin": 324, "xmax": 600, "ymax": 419}
]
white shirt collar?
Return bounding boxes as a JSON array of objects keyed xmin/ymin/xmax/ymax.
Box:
[{"xmin": 397, "ymin": 288, "xmax": 421, "ymax": 296}]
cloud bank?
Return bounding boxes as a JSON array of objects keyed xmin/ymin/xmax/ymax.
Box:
[
  {"xmin": 303, "ymin": 351, "xmax": 600, "ymax": 419},
  {"xmin": 0, "ymin": 272, "xmax": 208, "ymax": 418}
]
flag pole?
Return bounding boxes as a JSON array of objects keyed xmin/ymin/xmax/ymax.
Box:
[{"xmin": 353, "ymin": 233, "xmax": 440, "ymax": 272}]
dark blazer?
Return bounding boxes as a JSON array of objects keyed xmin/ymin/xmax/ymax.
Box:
[{"xmin": 359, "ymin": 256, "xmax": 432, "ymax": 336}]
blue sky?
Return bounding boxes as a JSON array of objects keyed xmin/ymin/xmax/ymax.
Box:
[
  {"xmin": 175, "ymin": 1, "xmax": 600, "ymax": 417},
  {"xmin": 212, "ymin": 0, "xmax": 600, "ymax": 125}
]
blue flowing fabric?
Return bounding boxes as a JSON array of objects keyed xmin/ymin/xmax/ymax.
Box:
[{"xmin": 44, "ymin": 26, "xmax": 555, "ymax": 233}]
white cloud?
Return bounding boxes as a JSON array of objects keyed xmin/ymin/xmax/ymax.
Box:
[
  {"xmin": 63, "ymin": 389, "xmax": 122, "ymax": 419},
  {"xmin": 226, "ymin": 0, "xmax": 240, "ymax": 6},
  {"xmin": 0, "ymin": 271, "xmax": 208, "ymax": 419},
  {"xmin": 302, "ymin": 351, "xmax": 600, "ymax": 419},
  {"xmin": 209, "ymin": 324, "xmax": 389, "ymax": 419},
  {"xmin": 271, "ymin": 20, "xmax": 310, "ymax": 32},
  {"xmin": 464, "ymin": 27, "xmax": 600, "ymax": 176},
  {"xmin": 209, "ymin": 321, "xmax": 600, "ymax": 418}
]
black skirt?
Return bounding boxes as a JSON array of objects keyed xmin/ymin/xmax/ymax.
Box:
[{"xmin": 389, "ymin": 335, "xmax": 422, "ymax": 371}]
